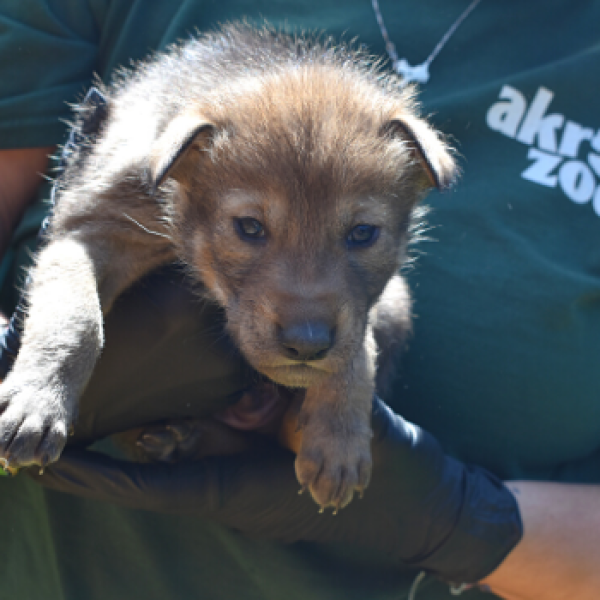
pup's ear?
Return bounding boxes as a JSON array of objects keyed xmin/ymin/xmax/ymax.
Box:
[
  {"xmin": 384, "ymin": 114, "xmax": 457, "ymax": 191},
  {"xmin": 150, "ymin": 112, "xmax": 216, "ymax": 190}
]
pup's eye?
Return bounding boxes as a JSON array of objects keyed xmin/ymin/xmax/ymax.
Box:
[
  {"xmin": 235, "ymin": 217, "xmax": 266, "ymax": 240},
  {"xmin": 347, "ymin": 224, "xmax": 380, "ymax": 248}
]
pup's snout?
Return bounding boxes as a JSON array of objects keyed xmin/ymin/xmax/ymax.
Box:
[{"xmin": 277, "ymin": 322, "xmax": 334, "ymax": 362}]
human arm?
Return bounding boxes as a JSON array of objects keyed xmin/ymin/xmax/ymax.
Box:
[
  {"xmin": 27, "ymin": 393, "xmax": 522, "ymax": 589},
  {"xmin": 0, "ymin": 0, "xmax": 108, "ymax": 260},
  {"xmin": 481, "ymin": 481, "xmax": 600, "ymax": 600},
  {"xmin": 0, "ymin": 147, "xmax": 53, "ymax": 260},
  {"xmin": 20, "ymin": 255, "xmax": 600, "ymax": 598},
  {"xmin": 0, "ymin": 1, "xmax": 100, "ymax": 247},
  {"xmin": 32, "ymin": 416, "xmax": 600, "ymax": 600}
]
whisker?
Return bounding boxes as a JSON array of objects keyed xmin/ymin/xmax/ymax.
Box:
[{"xmin": 122, "ymin": 213, "xmax": 171, "ymax": 240}]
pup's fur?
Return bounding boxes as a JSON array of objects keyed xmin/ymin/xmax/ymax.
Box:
[{"xmin": 0, "ymin": 25, "xmax": 455, "ymax": 509}]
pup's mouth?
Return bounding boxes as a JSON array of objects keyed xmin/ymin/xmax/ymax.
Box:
[
  {"xmin": 213, "ymin": 380, "xmax": 295, "ymax": 433},
  {"xmin": 258, "ymin": 363, "xmax": 330, "ymax": 388}
]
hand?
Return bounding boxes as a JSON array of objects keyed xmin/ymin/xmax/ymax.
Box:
[
  {"xmin": 0, "ymin": 264, "xmax": 254, "ymax": 471},
  {"xmin": 68, "ymin": 265, "xmax": 255, "ymax": 445},
  {"xmin": 11, "ymin": 263, "xmax": 520, "ymax": 584},
  {"xmin": 28, "ymin": 396, "xmax": 522, "ymax": 586}
]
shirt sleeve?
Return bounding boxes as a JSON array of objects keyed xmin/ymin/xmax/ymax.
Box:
[{"xmin": 0, "ymin": 0, "xmax": 106, "ymax": 148}]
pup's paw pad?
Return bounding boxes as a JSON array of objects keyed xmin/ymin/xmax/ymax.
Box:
[
  {"xmin": 295, "ymin": 434, "xmax": 372, "ymax": 511},
  {"xmin": 0, "ymin": 386, "xmax": 69, "ymax": 468}
]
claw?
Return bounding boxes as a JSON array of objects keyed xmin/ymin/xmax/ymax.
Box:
[
  {"xmin": 0, "ymin": 457, "xmax": 16, "ymax": 476},
  {"xmin": 69, "ymin": 424, "xmax": 75, "ymax": 436},
  {"xmin": 298, "ymin": 485, "xmax": 307, "ymax": 495},
  {"xmin": 165, "ymin": 423, "xmax": 186, "ymax": 442},
  {"xmin": 318, "ymin": 506, "xmax": 325, "ymax": 514}
]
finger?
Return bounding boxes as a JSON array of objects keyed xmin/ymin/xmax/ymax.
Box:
[{"xmin": 27, "ymin": 449, "xmax": 215, "ymax": 514}]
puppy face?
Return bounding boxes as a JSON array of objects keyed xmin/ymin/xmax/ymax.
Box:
[
  {"xmin": 189, "ymin": 190, "xmax": 403, "ymax": 388},
  {"xmin": 152, "ymin": 66, "xmax": 454, "ymax": 387}
]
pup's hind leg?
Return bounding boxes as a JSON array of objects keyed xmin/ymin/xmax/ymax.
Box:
[
  {"xmin": 114, "ymin": 382, "xmax": 292, "ymax": 462},
  {"xmin": 371, "ymin": 275, "xmax": 412, "ymax": 396},
  {"xmin": 114, "ymin": 417, "xmax": 261, "ymax": 463}
]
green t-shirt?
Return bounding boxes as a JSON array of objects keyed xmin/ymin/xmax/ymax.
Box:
[{"xmin": 1, "ymin": 1, "xmax": 599, "ymax": 598}]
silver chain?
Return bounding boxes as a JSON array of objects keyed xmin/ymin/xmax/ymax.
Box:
[
  {"xmin": 372, "ymin": 0, "xmax": 482, "ymax": 85},
  {"xmin": 372, "ymin": 3, "xmax": 483, "ymax": 597}
]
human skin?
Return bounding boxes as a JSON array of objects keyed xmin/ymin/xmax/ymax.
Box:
[
  {"xmin": 3, "ymin": 148, "xmax": 600, "ymax": 600},
  {"xmin": 481, "ymin": 482, "xmax": 600, "ymax": 600},
  {"xmin": 279, "ymin": 408, "xmax": 600, "ymax": 599},
  {"xmin": 0, "ymin": 147, "xmax": 53, "ymax": 260}
]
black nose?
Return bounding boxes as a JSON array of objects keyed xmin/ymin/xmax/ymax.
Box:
[{"xmin": 278, "ymin": 322, "xmax": 334, "ymax": 362}]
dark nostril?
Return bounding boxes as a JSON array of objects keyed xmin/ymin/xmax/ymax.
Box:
[
  {"xmin": 311, "ymin": 347, "xmax": 330, "ymax": 361},
  {"xmin": 278, "ymin": 322, "xmax": 334, "ymax": 362}
]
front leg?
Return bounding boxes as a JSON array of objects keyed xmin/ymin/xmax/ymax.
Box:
[
  {"xmin": 295, "ymin": 332, "xmax": 376, "ymax": 511},
  {"xmin": 0, "ymin": 233, "xmax": 172, "ymax": 469}
]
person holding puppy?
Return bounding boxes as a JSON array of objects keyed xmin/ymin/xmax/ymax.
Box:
[{"xmin": 1, "ymin": 2, "xmax": 599, "ymax": 599}]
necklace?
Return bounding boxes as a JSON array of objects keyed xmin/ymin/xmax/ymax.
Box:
[{"xmin": 372, "ymin": 0, "xmax": 482, "ymax": 85}]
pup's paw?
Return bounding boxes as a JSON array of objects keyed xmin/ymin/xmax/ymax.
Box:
[
  {"xmin": 295, "ymin": 425, "xmax": 372, "ymax": 512},
  {"xmin": 115, "ymin": 417, "xmax": 260, "ymax": 464},
  {"xmin": 134, "ymin": 420, "xmax": 202, "ymax": 463},
  {"xmin": 0, "ymin": 381, "xmax": 71, "ymax": 470}
]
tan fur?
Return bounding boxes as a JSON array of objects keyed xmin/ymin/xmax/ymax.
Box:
[{"xmin": 0, "ymin": 25, "xmax": 456, "ymax": 510}]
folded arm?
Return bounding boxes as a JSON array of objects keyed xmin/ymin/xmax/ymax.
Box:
[
  {"xmin": 482, "ymin": 481, "xmax": 600, "ymax": 600},
  {"xmin": 0, "ymin": 147, "xmax": 53, "ymax": 259}
]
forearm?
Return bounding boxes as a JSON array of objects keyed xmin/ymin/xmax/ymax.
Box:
[
  {"xmin": 0, "ymin": 147, "xmax": 53, "ymax": 258},
  {"xmin": 482, "ymin": 481, "xmax": 600, "ymax": 600}
]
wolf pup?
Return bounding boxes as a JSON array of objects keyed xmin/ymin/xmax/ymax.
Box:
[{"xmin": 0, "ymin": 25, "xmax": 455, "ymax": 511}]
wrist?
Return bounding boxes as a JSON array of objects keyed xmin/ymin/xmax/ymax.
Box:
[{"xmin": 405, "ymin": 459, "xmax": 523, "ymax": 585}]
